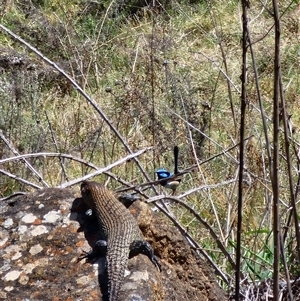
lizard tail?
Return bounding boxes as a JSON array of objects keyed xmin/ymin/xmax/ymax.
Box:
[{"xmin": 107, "ymin": 243, "xmax": 130, "ymax": 301}]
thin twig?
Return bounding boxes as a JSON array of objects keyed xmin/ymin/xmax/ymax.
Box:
[
  {"xmin": 189, "ymin": 50, "xmax": 241, "ymax": 94},
  {"xmin": 0, "ymin": 151, "xmax": 146, "ymax": 190},
  {"xmin": 0, "ymin": 169, "xmax": 42, "ymax": 189},
  {"xmin": 45, "ymin": 112, "xmax": 69, "ymax": 182},
  {"xmin": 57, "ymin": 147, "xmax": 153, "ymax": 188},
  {"xmin": 278, "ymin": 53, "xmax": 295, "ymax": 301},
  {"xmin": 166, "ymin": 107, "xmax": 253, "ymax": 168},
  {"xmin": 247, "ymin": 20, "xmax": 273, "ymax": 181},
  {"xmin": 0, "ymin": 152, "xmax": 100, "ymax": 166},
  {"xmin": 0, "ymin": 130, "xmax": 49, "ymax": 187},
  {"xmin": 207, "ymin": 0, "xmax": 237, "ymax": 135}
]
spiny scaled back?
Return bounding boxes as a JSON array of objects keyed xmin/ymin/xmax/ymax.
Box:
[
  {"xmin": 80, "ymin": 180, "xmax": 142, "ymax": 240},
  {"xmin": 80, "ymin": 180, "xmax": 161, "ymax": 301}
]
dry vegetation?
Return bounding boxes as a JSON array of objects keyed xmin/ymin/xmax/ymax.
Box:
[{"xmin": 1, "ymin": 0, "xmax": 300, "ymax": 299}]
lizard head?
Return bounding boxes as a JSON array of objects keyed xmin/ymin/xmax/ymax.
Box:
[{"xmin": 81, "ymin": 180, "xmax": 98, "ymax": 209}]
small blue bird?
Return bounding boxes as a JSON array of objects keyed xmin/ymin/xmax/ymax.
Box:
[
  {"xmin": 156, "ymin": 168, "xmax": 173, "ymax": 179},
  {"xmin": 155, "ymin": 146, "xmax": 181, "ymax": 194}
]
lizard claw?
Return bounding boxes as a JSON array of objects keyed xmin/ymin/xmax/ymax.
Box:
[
  {"xmin": 152, "ymin": 255, "xmax": 162, "ymax": 272},
  {"xmin": 77, "ymin": 250, "xmax": 91, "ymax": 262}
]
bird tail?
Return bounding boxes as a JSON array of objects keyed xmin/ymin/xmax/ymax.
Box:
[{"xmin": 174, "ymin": 146, "xmax": 179, "ymax": 174}]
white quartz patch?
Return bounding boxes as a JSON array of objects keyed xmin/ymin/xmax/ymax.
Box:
[
  {"xmin": 22, "ymin": 263, "xmax": 36, "ymax": 274},
  {"xmin": 0, "ymin": 237, "xmax": 9, "ymax": 248},
  {"xmin": 29, "ymin": 244, "xmax": 43, "ymax": 255},
  {"xmin": 18, "ymin": 225, "xmax": 28, "ymax": 235},
  {"xmin": 11, "ymin": 252, "xmax": 22, "ymax": 260},
  {"xmin": 21, "ymin": 213, "xmax": 37, "ymax": 224},
  {"xmin": 2, "ymin": 270, "xmax": 21, "ymax": 282},
  {"xmin": 2, "ymin": 218, "xmax": 13, "ymax": 229},
  {"xmin": 76, "ymin": 276, "xmax": 91, "ymax": 286},
  {"xmin": 4, "ymin": 244, "xmax": 21, "ymax": 254},
  {"xmin": 43, "ymin": 211, "xmax": 61, "ymax": 224},
  {"xmin": 4, "ymin": 245, "xmax": 22, "ymax": 261},
  {"xmin": 30, "ymin": 225, "xmax": 48, "ymax": 236}
]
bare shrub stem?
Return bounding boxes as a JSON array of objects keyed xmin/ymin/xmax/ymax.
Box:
[
  {"xmin": 272, "ymin": 0, "xmax": 281, "ymax": 299},
  {"xmin": 235, "ymin": 1, "xmax": 249, "ymax": 299}
]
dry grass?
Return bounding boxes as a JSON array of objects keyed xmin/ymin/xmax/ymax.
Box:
[{"xmin": 1, "ymin": 0, "xmax": 300, "ymax": 298}]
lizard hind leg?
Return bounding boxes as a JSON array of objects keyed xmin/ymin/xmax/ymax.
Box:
[
  {"xmin": 89, "ymin": 239, "xmax": 108, "ymax": 258},
  {"xmin": 129, "ymin": 240, "xmax": 161, "ymax": 271}
]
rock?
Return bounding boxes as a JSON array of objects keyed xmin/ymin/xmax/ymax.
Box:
[
  {"xmin": 130, "ymin": 201, "xmax": 226, "ymax": 301},
  {"xmin": 0, "ymin": 187, "xmax": 226, "ymax": 301}
]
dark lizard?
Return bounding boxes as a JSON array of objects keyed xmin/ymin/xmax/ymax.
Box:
[{"xmin": 80, "ymin": 180, "xmax": 160, "ymax": 301}]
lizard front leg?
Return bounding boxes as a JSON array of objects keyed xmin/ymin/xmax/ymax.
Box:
[{"xmin": 129, "ymin": 240, "xmax": 161, "ymax": 271}]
